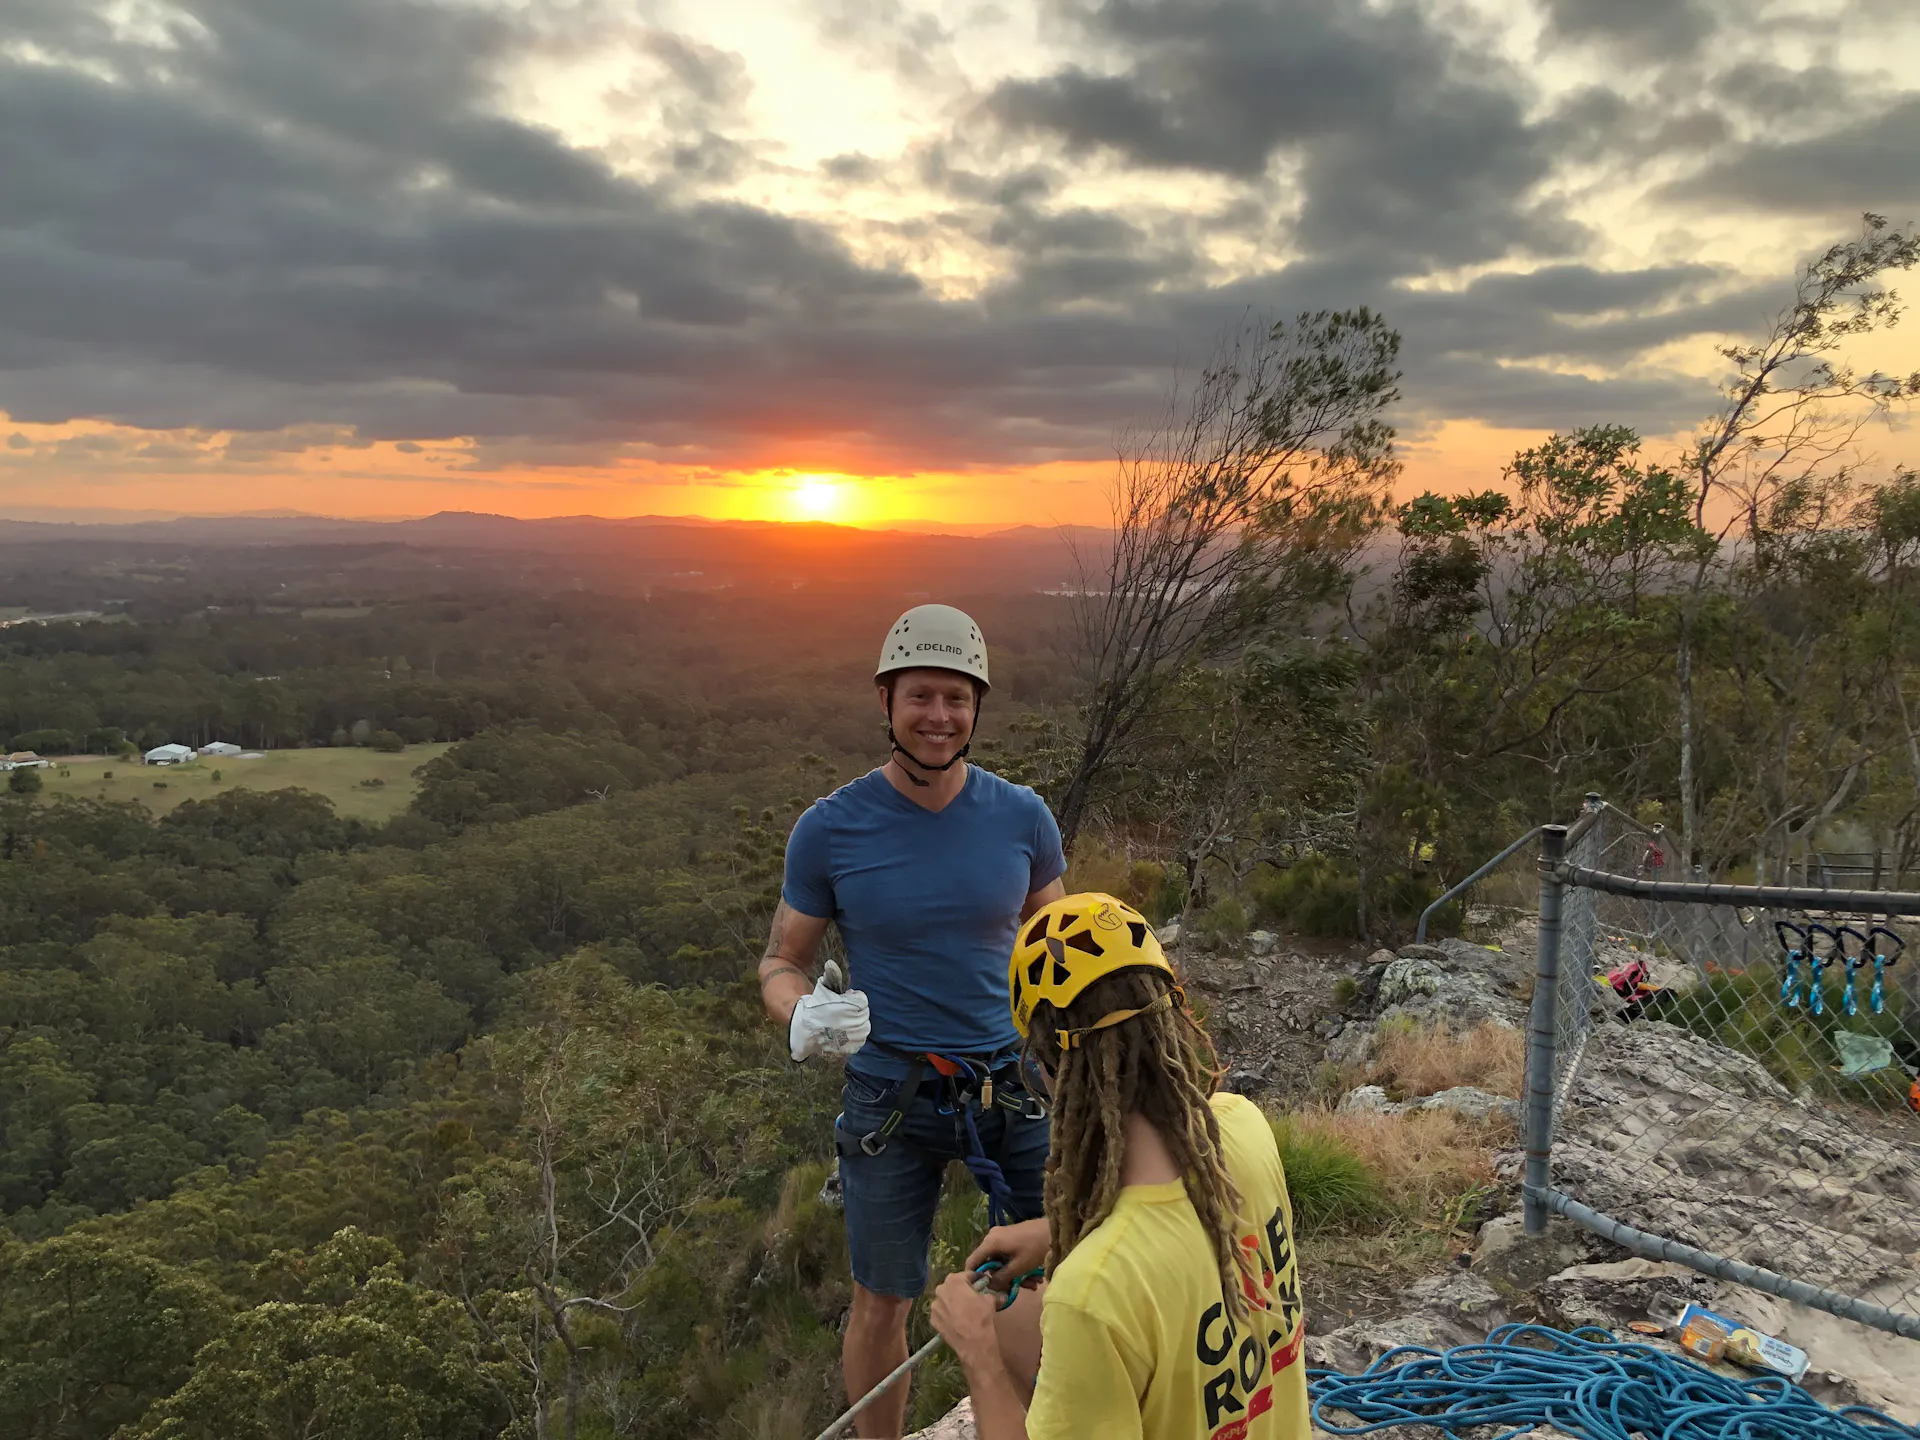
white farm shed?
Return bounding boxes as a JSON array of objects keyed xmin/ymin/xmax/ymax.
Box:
[
  {"xmin": 199, "ymin": 741, "xmax": 243, "ymax": 757},
  {"xmin": 144, "ymin": 743, "xmax": 195, "ymax": 765}
]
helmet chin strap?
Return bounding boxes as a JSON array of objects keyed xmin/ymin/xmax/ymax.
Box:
[
  {"xmin": 884, "ymin": 694, "xmax": 974, "ymax": 787},
  {"xmin": 888, "ymin": 731, "xmax": 968, "ymax": 785}
]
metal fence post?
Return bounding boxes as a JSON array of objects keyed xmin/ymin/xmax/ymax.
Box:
[{"xmin": 1524, "ymin": 824, "xmax": 1568, "ymax": 1236}]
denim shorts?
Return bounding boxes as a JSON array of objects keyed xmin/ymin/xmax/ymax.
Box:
[{"xmin": 836, "ymin": 1064, "xmax": 1051, "ymax": 1299}]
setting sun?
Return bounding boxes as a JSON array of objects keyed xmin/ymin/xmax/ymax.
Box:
[{"xmin": 790, "ymin": 474, "xmax": 850, "ymax": 521}]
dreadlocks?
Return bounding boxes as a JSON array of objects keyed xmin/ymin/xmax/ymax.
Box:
[{"xmin": 1025, "ymin": 967, "xmax": 1257, "ymax": 1323}]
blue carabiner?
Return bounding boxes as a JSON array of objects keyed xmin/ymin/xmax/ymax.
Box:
[
  {"xmin": 1775, "ymin": 920, "xmax": 1806, "ymax": 1010},
  {"xmin": 1833, "ymin": 925, "xmax": 1869, "ymax": 1018},
  {"xmin": 1802, "ymin": 924, "xmax": 1839, "ymax": 1016},
  {"xmin": 972, "ymin": 1260, "xmax": 1045, "ymax": 1311},
  {"xmin": 1866, "ymin": 925, "xmax": 1905, "ymax": 1016}
]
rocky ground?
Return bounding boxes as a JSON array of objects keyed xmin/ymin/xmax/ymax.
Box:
[{"xmin": 906, "ymin": 918, "xmax": 1920, "ymax": 1438}]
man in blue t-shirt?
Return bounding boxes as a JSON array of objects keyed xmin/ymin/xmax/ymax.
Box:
[{"xmin": 759, "ymin": 603, "xmax": 1066, "ymax": 1439}]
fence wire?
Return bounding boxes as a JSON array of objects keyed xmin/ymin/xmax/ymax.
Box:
[{"xmin": 1539, "ymin": 809, "xmax": 1920, "ymax": 1337}]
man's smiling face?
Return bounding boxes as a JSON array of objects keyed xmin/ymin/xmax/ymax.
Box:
[{"xmin": 880, "ymin": 668, "xmax": 979, "ymax": 769}]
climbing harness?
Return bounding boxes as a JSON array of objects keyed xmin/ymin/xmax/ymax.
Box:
[
  {"xmin": 810, "ymin": 1260, "xmax": 1045, "ymax": 1440},
  {"xmin": 1834, "ymin": 924, "xmax": 1871, "ymax": 1018},
  {"xmin": 1865, "ymin": 924, "xmax": 1905, "ymax": 1016},
  {"xmin": 1775, "ymin": 920, "xmax": 1807, "ymax": 1010},
  {"xmin": 1308, "ymin": 1322, "xmax": 1920, "ymax": 1440},
  {"xmin": 836, "ymin": 1044, "xmax": 1046, "ymax": 1227}
]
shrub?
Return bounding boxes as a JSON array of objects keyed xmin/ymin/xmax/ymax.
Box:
[
  {"xmin": 1147, "ymin": 865, "xmax": 1188, "ymax": 923},
  {"xmin": 1270, "ymin": 1114, "xmax": 1382, "ymax": 1232},
  {"xmin": 101, "ymin": 770, "xmax": 113, "ymax": 779},
  {"xmin": 84, "ymin": 725, "xmax": 127, "ymax": 754},
  {"xmin": 1252, "ymin": 854, "xmax": 1448, "ymax": 939},
  {"xmin": 1332, "ymin": 976, "xmax": 1359, "ymax": 1006},
  {"xmin": 1252, "ymin": 854, "xmax": 1357, "ymax": 936},
  {"xmin": 371, "ymin": 729, "xmax": 406, "ymax": 753},
  {"xmin": 152, "ymin": 781, "xmax": 168, "ymax": 790},
  {"xmin": 1062, "ymin": 839, "xmax": 1184, "ymax": 921},
  {"xmin": 210, "ymin": 770, "xmax": 222, "ymax": 782},
  {"xmin": 8, "ymin": 727, "xmax": 75, "ymax": 755},
  {"xmin": 7, "ymin": 768, "xmax": 42, "ymax": 795},
  {"xmin": 1195, "ymin": 894, "xmax": 1248, "ymax": 949}
]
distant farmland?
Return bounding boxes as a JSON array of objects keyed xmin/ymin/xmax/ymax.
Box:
[{"xmin": 35, "ymin": 744, "xmax": 451, "ymax": 821}]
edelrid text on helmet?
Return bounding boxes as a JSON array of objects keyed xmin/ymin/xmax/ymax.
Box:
[{"xmin": 875, "ymin": 604, "xmax": 990, "ymax": 691}]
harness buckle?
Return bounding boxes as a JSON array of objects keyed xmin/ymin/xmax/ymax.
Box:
[{"xmin": 860, "ymin": 1131, "xmax": 888, "ymax": 1157}]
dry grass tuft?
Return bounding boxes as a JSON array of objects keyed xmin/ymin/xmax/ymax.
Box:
[
  {"xmin": 1281, "ymin": 1106, "xmax": 1498, "ymax": 1220},
  {"xmin": 1367, "ymin": 1019, "xmax": 1524, "ymax": 1100}
]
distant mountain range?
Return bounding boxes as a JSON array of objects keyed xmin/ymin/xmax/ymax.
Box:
[
  {"xmin": 0, "ymin": 510, "xmax": 1114, "ymax": 598},
  {"xmin": 0, "ymin": 509, "xmax": 1107, "ymax": 546}
]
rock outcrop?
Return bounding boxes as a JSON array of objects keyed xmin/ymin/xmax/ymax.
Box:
[
  {"xmin": 1324, "ymin": 938, "xmax": 1528, "ymax": 1068},
  {"xmin": 1542, "ymin": 1019, "xmax": 1920, "ymax": 1325}
]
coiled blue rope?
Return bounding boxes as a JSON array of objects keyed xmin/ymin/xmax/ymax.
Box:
[{"xmin": 1307, "ymin": 1323, "xmax": 1920, "ymax": 1440}]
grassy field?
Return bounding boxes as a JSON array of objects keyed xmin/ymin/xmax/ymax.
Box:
[{"xmin": 32, "ymin": 744, "xmax": 451, "ymax": 822}]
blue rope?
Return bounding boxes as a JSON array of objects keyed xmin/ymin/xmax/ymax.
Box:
[
  {"xmin": 930, "ymin": 1054, "xmax": 1014, "ymax": 1227},
  {"xmin": 956, "ymin": 1101, "xmax": 1012, "ymax": 1225},
  {"xmin": 1307, "ymin": 1323, "xmax": 1920, "ymax": 1440}
]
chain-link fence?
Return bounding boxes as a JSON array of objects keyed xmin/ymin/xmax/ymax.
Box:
[{"xmin": 1520, "ymin": 811, "xmax": 1920, "ymax": 1340}]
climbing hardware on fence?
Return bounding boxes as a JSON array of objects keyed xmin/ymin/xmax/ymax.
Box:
[{"xmin": 1520, "ymin": 805, "xmax": 1920, "ymax": 1341}]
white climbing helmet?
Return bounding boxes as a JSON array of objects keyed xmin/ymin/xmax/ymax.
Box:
[{"xmin": 874, "ymin": 604, "xmax": 990, "ymax": 692}]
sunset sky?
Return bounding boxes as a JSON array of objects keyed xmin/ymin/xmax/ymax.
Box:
[{"xmin": 2, "ymin": 0, "xmax": 1917, "ymax": 528}]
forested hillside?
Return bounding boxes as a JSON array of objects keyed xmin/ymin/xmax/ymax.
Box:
[
  {"xmin": 0, "ymin": 589, "xmax": 946, "ymax": 1438},
  {"xmin": 0, "ymin": 537, "xmax": 1151, "ymax": 1438},
  {"xmin": 9, "ymin": 443, "xmax": 1920, "ymax": 1435},
  {"xmin": 6, "ymin": 223, "xmax": 1920, "ymax": 1439}
]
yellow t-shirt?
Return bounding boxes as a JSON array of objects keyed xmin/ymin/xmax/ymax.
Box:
[{"xmin": 1026, "ymin": 1093, "xmax": 1308, "ymax": 1440}]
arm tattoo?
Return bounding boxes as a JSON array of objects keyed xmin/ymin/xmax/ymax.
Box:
[{"xmin": 759, "ymin": 962, "xmax": 809, "ymax": 988}]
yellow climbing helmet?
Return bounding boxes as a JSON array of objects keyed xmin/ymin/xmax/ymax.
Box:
[{"xmin": 1009, "ymin": 892, "xmax": 1179, "ymax": 1050}]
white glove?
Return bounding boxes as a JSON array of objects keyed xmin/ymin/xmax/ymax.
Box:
[{"xmin": 788, "ymin": 961, "xmax": 871, "ymax": 1062}]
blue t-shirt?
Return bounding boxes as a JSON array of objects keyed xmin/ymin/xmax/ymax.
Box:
[{"xmin": 782, "ymin": 766, "xmax": 1066, "ymax": 1077}]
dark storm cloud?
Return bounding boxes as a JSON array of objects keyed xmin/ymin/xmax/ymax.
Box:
[
  {"xmin": 0, "ymin": 0, "xmax": 1854, "ymax": 475},
  {"xmin": 983, "ymin": 0, "xmax": 1573, "ymax": 269},
  {"xmin": 1537, "ymin": 0, "xmax": 1719, "ymax": 58},
  {"xmin": 1663, "ymin": 97, "xmax": 1920, "ymax": 212}
]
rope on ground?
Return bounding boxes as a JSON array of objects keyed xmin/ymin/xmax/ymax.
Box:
[{"xmin": 1307, "ymin": 1322, "xmax": 1920, "ymax": 1440}]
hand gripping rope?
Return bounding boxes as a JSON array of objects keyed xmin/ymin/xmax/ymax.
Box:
[
  {"xmin": 1866, "ymin": 925, "xmax": 1905, "ymax": 1016},
  {"xmin": 1775, "ymin": 921, "xmax": 1808, "ymax": 1010},
  {"xmin": 810, "ymin": 1260, "xmax": 1045, "ymax": 1440},
  {"xmin": 1307, "ymin": 1323, "xmax": 1920, "ymax": 1440}
]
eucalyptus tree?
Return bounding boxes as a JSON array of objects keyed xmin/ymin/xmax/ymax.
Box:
[
  {"xmin": 1372, "ymin": 425, "xmax": 1703, "ymax": 851},
  {"xmin": 1673, "ymin": 215, "xmax": 1920, "ymax": 866},
  {"xmin": 1054, "ymin": 309, "xmax": 1402, "ymax": 850}
]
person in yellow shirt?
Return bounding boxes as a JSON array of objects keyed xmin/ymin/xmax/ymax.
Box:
[{"xmin": 929, "ymin": 892, "xmax": 1308, "ymax": 1440}]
